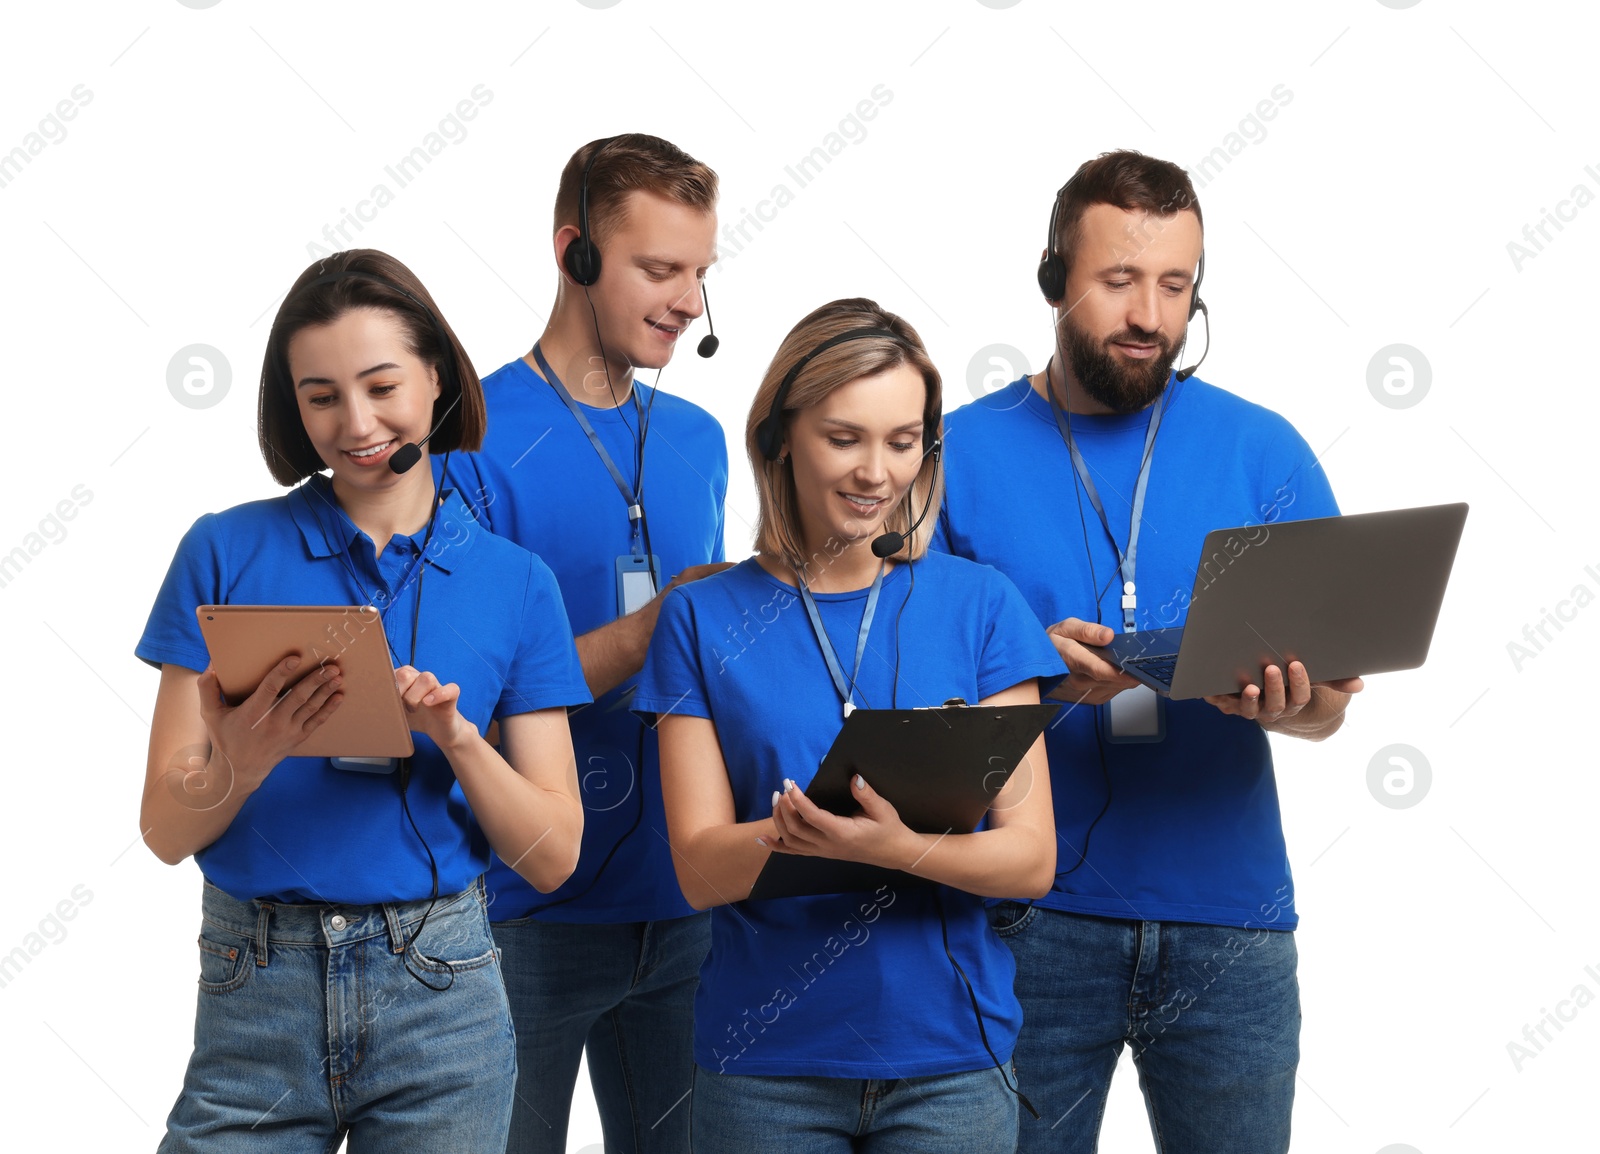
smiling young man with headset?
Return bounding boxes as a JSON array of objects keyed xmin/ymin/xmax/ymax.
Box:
[
  {"xmin": 933, "ymin": 150, "xmax": 1364, "ymax": 1153},
  {"xmin": 442, "ymin": 133, "xmax": 731, "ymax": 1154}
]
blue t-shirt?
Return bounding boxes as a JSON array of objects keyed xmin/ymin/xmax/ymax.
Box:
[
  {"xmin": 136, "ymin": 474, "xmax": 591, "ymax": 905},
  {"xmin": 633, "ymin": 553, "xmax": 1065, "ymax": 1077},
  {"xmin": 441, "ymin": 356, "xmax": 728, "ymax": 923},
  {"xmin": 933, "ymin": 374, "xmax": 1339, "ymax": 931}
]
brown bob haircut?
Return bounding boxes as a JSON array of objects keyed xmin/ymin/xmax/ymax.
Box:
[
  {"xmin": 258, "ymin": 249, "xmax": 486, "ymax": 486},
  {"xmin": 746, "ymin": 299, "xmax": 944, "ymax": 577},
  {"xmin": 553, "ymin": 133, "xmax": 718, "ymax": 249},
  {"xmin": 1053, "ymin": 149, "xmax": 1203, "ymax": 280}
]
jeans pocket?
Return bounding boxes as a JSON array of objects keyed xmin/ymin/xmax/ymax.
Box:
[
  {"xmin": 197, "ymin": 933, "xmax": 251, "ymax": 994},
  {"xmin": 988, "ymin": 900, "xmax": 1038, "ymax": 938},
  {"xmin": 404, "ymin": 905, "xmax": 499, "ymax": 975},
  {"xmin": 408, "ymin": 944, "xmax": 498, "ymax": 976}
]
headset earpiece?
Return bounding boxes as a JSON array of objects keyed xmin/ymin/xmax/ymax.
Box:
[
  {"xmin": 1037, "ymin": 182, "xmax": 1069, "ymax": 303},
  {"xmin": 562, "ymin": 234, "xmax": 602, "ymax": 287},
  {"xmin": 757, "ymin": 326, "xmax": 913, "ymax": 461},
  {"xmin": 1037, "ymin": 170, "xmax": 1079, "ymax": 303},
  {"xmin": 1189, "ymin": 250, "xmax": 1206, "ymax": 322},
  {"xmin": 1037, "ymin": 253, "xmax": 1066, "ymax": 304},
  {"xmin": 562, "ymin": 136, "xmax": 621, "ymax": 288}
]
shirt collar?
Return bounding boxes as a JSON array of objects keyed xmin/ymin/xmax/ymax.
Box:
[
  {"xmin": 291, "ymin": 473, "xmax": 478, "ymax": 573},
  {"xmin": 516, "ymin": 354, "xmax": 654, "ymax": 411},
  {"xmin": 1013, "ymin": 371, "xmax": 1187, "ymax": 432}
]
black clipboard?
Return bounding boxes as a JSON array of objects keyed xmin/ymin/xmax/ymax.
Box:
[{"xmin": 747, "ymin": 702, "xmax": 1059, "ymax": 901}]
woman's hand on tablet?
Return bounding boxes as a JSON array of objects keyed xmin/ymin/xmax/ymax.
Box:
[
  {"xmin": 142, "ymin": 656, "xmax": 343, "ymax": 866},
  {"xmin": 198, "ymin": 655, "xmax": 344, "ymax": 782},
  {"xmin": 394, "ymin": 665, "xmax": 473, "ymax": 750}
]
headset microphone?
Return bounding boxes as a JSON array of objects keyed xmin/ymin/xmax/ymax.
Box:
[
  {"xmin": 1174, "ymin": 298, "xmax": 1210, "ymax": 383},
  {"xmin": 389, "ymin": 388, "xmax": 463, "ymax": 475},
  {"xmin": 871, "ymin": 439, "xmax": 942, "ymax": 558},
  {"xmin": 697, "ymin": 283, "xmax": 719, "ymax": 358},
  {"xmin": 300, "ymin": 266, "xmax": 465, "ymax": 479},
  {"xmin": 869, "ymin": 523, "xmax": 915, "ymax": 559}
]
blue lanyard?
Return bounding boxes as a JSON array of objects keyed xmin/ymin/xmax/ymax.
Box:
[
  {"xmin": 1048, "ymin": 382, "xmax": 1166, "ymax": 633},
  {"xmin": 532, "ymin": 343, "xmax": 649, "ymax": 554},
  {"xmin": 796, "ymin": 563, "xmax": 886, "ymax": 719},
  {"xmin": 299, "ymin": 481, "xmax": 429, "ymax": 665}
]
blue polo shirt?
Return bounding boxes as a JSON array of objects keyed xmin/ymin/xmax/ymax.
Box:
[
  {"xmin": 633, "ymin": 553, "xmax": 1065, "ymax": 1077},
  {"xmin": 441, "ymin": 356, "xmax": 728, "ymax": 923},
  {"xmin": 137, "ymin": 473, "xmax": 590, "ymax": 906},
  {"xmin": 934, "ymin": 374, "xmax": 1339, "ymax": 930}
]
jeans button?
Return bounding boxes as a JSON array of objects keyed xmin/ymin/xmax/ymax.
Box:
[{"xmin": 330, "ymin": 914, "xmax": 347, "ymax": 931}]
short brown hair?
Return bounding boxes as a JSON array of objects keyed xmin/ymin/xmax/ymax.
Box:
[
  {"xmin": 553, "ymin": 134, "xmax": 718, "ymax": 249},
  {"xmin": 258, "ymin": 249, "xmax": 486, "ymax": 486},
  {"xmin": 1053, "ymin": 150, "xmax": 1202, "ymax": 280},
  {"xmin": 745, "ymin": 299, "xmax": 944, "ymax": 575}
]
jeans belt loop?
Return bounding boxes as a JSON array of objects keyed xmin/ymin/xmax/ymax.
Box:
[
  {"xmin": 383, "ymin": 901, "xmax": 409, "ymax": 955},
  {"xmin": 254, "ymin": 902, "xmax": 272, "ymax": 968}
]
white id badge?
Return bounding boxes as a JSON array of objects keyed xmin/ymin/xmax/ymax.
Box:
[
  {"xmin": 616, "ymin": 554, "xmax": 660, "ymax": 617},
  {"xmin": 329, "ymin": 756, "xmax": 399, "ymax": 773},
  {"xmin": 1107, "ymin": 684, "xmax": 1165, "ymax": 743}
]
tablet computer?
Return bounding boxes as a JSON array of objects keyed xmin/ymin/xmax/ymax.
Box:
[{"xmin": 195, "ymin": 605, "xmax": 414, "ymax": 759}]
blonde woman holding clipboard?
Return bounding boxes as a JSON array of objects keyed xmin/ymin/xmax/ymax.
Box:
[{"xmin": 633, "ymin": 298, "xmax": 1065, "ymax": 1153}]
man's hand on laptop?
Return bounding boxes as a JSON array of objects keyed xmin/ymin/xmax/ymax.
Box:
[
  {"xmin": 1204, "ymin": 661, "xmax": 1364, "ymax": 739},
  {"xmin": 1045, "ymin": 618, "xmax": 1141, "ymax": 706}
]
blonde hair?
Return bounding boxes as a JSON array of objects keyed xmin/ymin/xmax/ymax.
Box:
[{"xmin": 745, "ymin": 299, "xmax": 944, "ymax": 576}]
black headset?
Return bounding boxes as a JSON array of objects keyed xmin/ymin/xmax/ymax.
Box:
[
  {"xmin": 561, "ymin": 135, "xmax": 719, "ymax": 357},
  {"xmin": 1035, "ymin": 171, "xmax": 1206, "ymax": 322},
  {"xmin": 755, "ymin": 323, "xmax": 942, "ymax": 561},
  {"xmin": 561, "ymin": 137, "xmax": 617, "ymax": 288},
  {"xmin": 755, "ymin": 326, "xmax": 940, "ymax": 463}
]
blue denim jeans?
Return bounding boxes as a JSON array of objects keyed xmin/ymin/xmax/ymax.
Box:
[
  {"xmin": 689, "ymin": 1064, "xmax": 1018, "ymax": 1154},
  {"xmin": 990, "ymin": 904, "xmax": 1299, "ymax": 1154},
  {"xmin": 493, "ymin": 912, "xmax": 710, "ymax": 1154},
  {"xmin": 157, "ymin": 879, "xmax": 515, "ymax": 1153}
]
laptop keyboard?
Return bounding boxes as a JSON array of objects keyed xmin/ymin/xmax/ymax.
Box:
[{"xmin": 1124, "ymin": 653, "xmax": 1179, "ymax": 687}]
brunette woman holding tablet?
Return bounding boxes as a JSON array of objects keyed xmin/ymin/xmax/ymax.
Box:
[{"xmin": 137, "ymin": 249, "xmax": 589, "ymax": 1151}]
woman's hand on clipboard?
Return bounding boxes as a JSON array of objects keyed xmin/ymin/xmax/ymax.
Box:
[{"xmin": 765, "ymin": 774, "xmax": 916, "ymax": 869}]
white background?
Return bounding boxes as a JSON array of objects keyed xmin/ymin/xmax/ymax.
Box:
[{"xmin": 0, "ymin": 2, "xmax": 1593, "ymax": 1151}]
